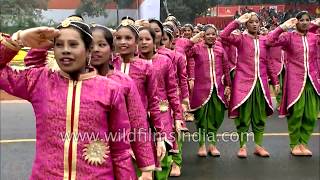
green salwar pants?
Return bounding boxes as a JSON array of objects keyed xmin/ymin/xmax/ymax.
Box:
[
  {"xmin": 276, "ymin": 71, "xmax": 284, "ymax": 107},
  {"xmin": 234, "ymin": 81, "xmax": 267, "ymax": 147},
  {"xmin": 154, "ymin": 152, "xmax": 172, "ymax": 180},
  {"xmin": 287, "ymin": 78, "xmax": 320, "ymax": 148},
  {"xmin": 194, "ymin": 89, "xmax": 226, "ymax": 146},
  {"xmin": 172, "ymin": 136, "xmax": 183, "ymax": 168}
]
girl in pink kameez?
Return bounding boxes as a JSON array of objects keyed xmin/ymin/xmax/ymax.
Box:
[
  {"xmin": 0, "ymin": 20, "xmax": 136, "ymax": 179},
  {"xmin": 113, "ymin": 22, "xmax": 168, "ymax": 172},
  {"xmin": 149, "ymin": 19, "xmax": 187, "ymax": 178},
  {"xmin": 220, "ymin": 12, "xmax": 280, "ymax": 158},
  {"xmin": 89, "ymin": 24, "xmax": 156, "ymax": 179},
  {"xmin": 266, "ymin": 12, "xmax": 320, "ymax": 156},
  {"xmin": 138, "ymin": 26, "xmax": 184, "ymax": 179},
  {"xmin": 183, "ymin": 25, "xmax": 231, "ymax": 157}
]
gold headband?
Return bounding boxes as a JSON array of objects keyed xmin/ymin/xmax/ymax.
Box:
[
  {"xmin": 66, "ymin": 16, "xmax": 84, "ymax": 22},
  {"xmin": 58, "ymin": 19, "xmax": 93, "ymax": 39},
  {"xmin": 121, "ymin": 19, "xmax": 135, "ymax": 26}
]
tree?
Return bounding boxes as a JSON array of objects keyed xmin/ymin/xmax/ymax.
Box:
[
  {"xmin": 117, "ymin": 0, "xmax": 134, "ymax": 9},
  {"xmin": 75, "ymin": 0, "xmax": 134, "ymax": 17},
  {"xmin": 0, "ymin": 0, "xmax": 48, "ymax": 33},
  {"xmin": 76, "ymin": 0, "xmax": 112, "ymax": 17},
  {"xmin": 160, "ymin": 0, "xmax": 216, "ymax": 24}
]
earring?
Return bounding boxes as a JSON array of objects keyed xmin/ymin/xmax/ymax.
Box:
[{"xmin": 87, "ymin": 56, "xmax": 91, "ymax": 66}]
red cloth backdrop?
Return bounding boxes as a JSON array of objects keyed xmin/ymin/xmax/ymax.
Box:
[{"xmin": 194, "ymin": 16, "xmax": 234, "ymax": 30}]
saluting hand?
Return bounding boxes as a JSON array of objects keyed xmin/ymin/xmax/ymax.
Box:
[
  {"xmin": 311, "ymin": 18, "xmax": 320, "ymax": 26},
  {"xmin": 190, "ymin": 31, "xmax": 204, "ymax": 44},
  {"xmin": 14, "ymin": 27, "xmax": 59, "ymax": 48},
  {"xmin": 237, "ymin": 13, "xmax": 252, "ymax": 24},
  {"xmin": 281, "ymin": 18, "xmax": 298, "ymax": 31}
]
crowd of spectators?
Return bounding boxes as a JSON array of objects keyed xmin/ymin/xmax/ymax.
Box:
[{"xmin": 234, "ymin": 6, "xmax": 319, "ymax": 30}]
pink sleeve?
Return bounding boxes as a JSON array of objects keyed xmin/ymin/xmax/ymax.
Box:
[
  {"xmin": 109, "ymin": 88, "xmax": 137, "ymax": 179},
  {"xmin": 186, "ymin": 41, "xmax": 196, "ymax": 80},
  {"xmin": 266, "ymin": 48, "xmax": 280, "ymax": 86},
  {"xmin": 175, "ymin": 38, "xmax": 190, "ymax": 55},
  {"xmin": 222, "ymin": 49, "xmax": 231, "ymax": 87},
  {"xmin": 0, "ymin": 40, "xmax": 44, "ymax": 101},
  {"xmin": 146, "ymin": 64, "xmax": 164, "ymax": 137},
  {"xmin": 308, "ymin": 23, "xmax": 320, "ymax": 34},
  {"xmin": 220, "ymin": 21, "xmax": 243, "ymax": 47},
  {"xmin": 187, "ymin": 56, "xmax": 195, "ymax": 80},
  {"xmin": 0, "ymin": 38, "xmax": 19, "ymax": 66},
  {"xmin": 175, "ymin": 53, "xmax": 189, "ymax": 99},
  {"xmin": 165, "ymin": 59, "xmax": 183, "ymax": 121},
  {"xmin": 126, "ymin": 81, "xmax": 155, "ymax": 171},
  {"xmin": 266, "ymin": 27, "xmax": 290, "ymax": 48},
  {"xmin": 111, "ymin": 54, "xmax": 121, "ymax": 70},
  {"xmin": 24, "ymin": 48, "xmax": 48, "ymax": 67}
]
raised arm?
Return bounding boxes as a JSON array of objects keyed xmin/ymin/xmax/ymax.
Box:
[
  {"xmin": 266, "ymin": 18, "xmax": 298, "ymax": 48},
  {"xmin": 0, "ymin": 29, "xmax": 57, "ymax": 100},
  {"xmin": 24, "ymin": 48, "xmax": 49, "ymax": 67},
  {"xmin": 221, "ymin": 13, "xmax": 256, "ymax": 48},
  {"xmin": 309, "ymin": 18, "xmax": 320, "ymax": 33}
]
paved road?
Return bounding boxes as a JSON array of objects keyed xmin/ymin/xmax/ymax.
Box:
[{"xmin": 1, "ymin": 101, "xmax": 319, "ymax": 180}]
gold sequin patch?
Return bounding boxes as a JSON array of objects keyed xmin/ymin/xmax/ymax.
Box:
[
  {"xmin": 159, "ymin": 100, "xmax": 169, "ymax": 112},
  {"xmin": 61, "ymin": 19, "xmax": 71, "ymax": 28},
  {"xmin": 83, "ymin": 140, "xmax": 109, "ymax": 166},
  {"xmin": 121, "ymin": 19, "xmax": 134, "ymax": 26}
]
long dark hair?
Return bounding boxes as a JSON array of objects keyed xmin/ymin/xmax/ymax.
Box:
[
  {"xmin": 90, "ymin": 24, "xmax": 113, "ymax": 50},
  {"xmin": 295, "ymin": 11, "xmax": 311, "ymax": 20}
]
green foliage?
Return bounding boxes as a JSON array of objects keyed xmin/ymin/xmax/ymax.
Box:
[
  {"xmin": 160, "ymin": 0, "xmax": 216, "ymax": 24},
  {"xmin": 75, "ymin": 0, "xmax": 134, "ymax": 17},
  {"xmin": 76, "ymin": 0, "xmax": 112, "ymax": 17},
  {"xmin": 0, "ymin": 0, "xmax": 48, "ymax": 33},
  {"xmin": 117, "ymin": 0, "xmax": 134, "ymax": 9}
]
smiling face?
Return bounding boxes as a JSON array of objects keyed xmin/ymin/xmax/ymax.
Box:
[
  {"xmin": 90, "ymin": 29, "xmax": 112, "ymax": 67},
  {"xmin": 296, "ymin": 14, "xmax": 311, "ymax": 33},
  {"xmin": 183, "ymin": 26, "xmax": 193, "ymax": 39},
  {"xmin": 114, "ymin": 27, "xmax": 137, "ymax": 57},
  {"xmin": 54, "ymin": 28, "xmax": 89, "ymax": 73},
  {"xmin": 138, "ymin": 29, "xmax": 154, "ymax": 54},
  {"xmin": 204, "ymin": 28, "xmax": 217, "ymax": 46}
]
